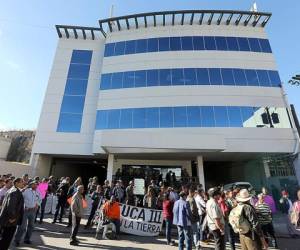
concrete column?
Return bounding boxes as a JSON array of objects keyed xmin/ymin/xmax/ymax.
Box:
[
  {"xmin": 197, "ymin": 156, "xmax": 205, "ymax": 190},
  {"xmin": 263, "ymin": 160, "xmax": 271, "ymax": 178},
  {"xmin": 107, "ymin": 154, "xmax": 114, "ymax": 182},
  {"xmin": 294, "ymin": 154, "xmax": 300, "ymax": 185}
]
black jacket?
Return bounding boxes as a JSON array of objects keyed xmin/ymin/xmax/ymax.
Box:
[{"xmin": 0, "ymin": 187, "xmax": 24, "ymax": 227}]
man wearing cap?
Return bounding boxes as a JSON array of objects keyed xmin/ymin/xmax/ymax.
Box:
[
  {"xmin": 235, "ymin": 189, "xmax": 268, "ymax": 250},
  {"xmin": 206, "ymin": 187, "xmax": 225, "ymax": 250},
  {"xmin": 173, "ymin": 191, "xmax": 193, "ymax": 250},
  {"xmin": 14, "ymin": 180, "xmax": 42, "ymax": 246}
]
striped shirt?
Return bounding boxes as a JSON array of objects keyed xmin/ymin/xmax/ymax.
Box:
[{"xmin": 255, "ymin": 202, "xmax": 272, "ymax": 225}]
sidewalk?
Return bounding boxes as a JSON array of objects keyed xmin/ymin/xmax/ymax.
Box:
[{"xmin": 8, "ymin": 215, "xmax": 296, "ymax": 250}]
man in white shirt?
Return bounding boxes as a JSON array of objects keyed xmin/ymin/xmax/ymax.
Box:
[
  {"xmin": 195, "ymin": 189, "xmax": 206, "ymax": 243},
  {"xmin": 14, "ymin": 180, "xmax": 42, "ymax": 246}
]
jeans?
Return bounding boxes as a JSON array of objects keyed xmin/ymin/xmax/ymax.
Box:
[
  {"xmin": 70, "ymin": 215, "xmax": 81, "ymax": 241},
  {"xmin": 36, "ymin": 197, "xmax": 47, "ymax": 222},
  {"xmin": 0, "ymin": 226, "xmax": 17, "ymax": 250},
  {"xmin": 211, "ymin": 229, "xmax": 225, "ymax": 250},
  {"xmin": 53, "ymin": 199, "xmax": 66, "ymax": 222},
  {"xmin": 177, "ymin": 225, "xmax": 192, "ymax": 250},
  {"xmin": 15, "ymin": 209, "xmax": 36, "ymax": 243},
  {"xmin": 165, "ymin": 218, "xmax": 172, "ymax": 243},
  {"xmin": 111, "ymin": 219, "xmax": 120, "ymax": 234},
  {"xmin": 225, "ymin": 221, "xmax": 236, "ymax": 250},
  {"xmin": 86, "ymin": 204, "xmax": 98, "ymax": 226},
  {"xmin": 191, "ymin": 222, "xmax": 199, "ymax": 247}
]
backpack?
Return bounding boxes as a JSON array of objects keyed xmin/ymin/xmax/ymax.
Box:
[{"xmin": 229, "ymin": 203, "xmax": 251, "ymax": 234}]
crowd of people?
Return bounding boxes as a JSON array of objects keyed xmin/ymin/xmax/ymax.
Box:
[{"xmin": 0, "ymin": 173, "xmax": 300, "ymax": 250}]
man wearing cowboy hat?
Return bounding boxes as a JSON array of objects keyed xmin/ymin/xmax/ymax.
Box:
[
  {"xmin": 14, "ymin": 180, "xmax": 42, "ymax": 246},
  {"xmin": 235, "ymin": 189, "xmax": 268, "ymax": 250}
]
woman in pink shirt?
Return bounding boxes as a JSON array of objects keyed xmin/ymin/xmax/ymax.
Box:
[{"xmin": 36, "ymin": 178, "xmax": 49, "ymax": 223}]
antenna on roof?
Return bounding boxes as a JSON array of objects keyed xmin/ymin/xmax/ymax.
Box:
[
  {"xmin": 110, "ymin": 4, "xmax": 114, "ymax": 18},
  {"xmin": 250, "ymin": 1, "xmax": 258, "ymax": 12}
]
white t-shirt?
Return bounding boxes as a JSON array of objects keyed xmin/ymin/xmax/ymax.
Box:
[{"xmin": 195, "ymin": 194, "xmax": 206, "ymax": 216}]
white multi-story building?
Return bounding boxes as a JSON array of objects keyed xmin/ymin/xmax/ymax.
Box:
[{"xmin": 31, "ymin": 10, "xmax": 300, "ymax": 190}]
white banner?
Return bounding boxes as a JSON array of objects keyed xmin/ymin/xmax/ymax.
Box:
[{"xmin": 120, "ymin": 204, "xmax": 163, "ymax": 236}]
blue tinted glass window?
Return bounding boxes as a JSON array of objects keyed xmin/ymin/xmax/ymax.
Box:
[
  {"xmin": 71, "ymin": 50, "xmax": 92, "ymax": 64},
  {"xmin": 65, "ymin": 79, "xmax": 87, "ymax": 95},
  {"xmin": 248, "ymin": 38, "xmax": 261, "ymax": 52},
  {"xmin": 147, "ymin": 70, "xmax": 159, "ymax": 86},
  {"xmin": 215, "ymin": 37, "xmax": 228, "ymax": 50},
  {"xmin": 120, "ymin": 109, "xmax": 132, "ymax": 128},
  {"xmin": 214, "ymin": 106, "xmax": 229, "ymax": 127},
  {"xmin": 170, "ymin": 37, "xmax": 181, "ymax": 51},
  {"xmin": 100, "ymin": 74, "xmax": 112, "ymax": 90},
  {"xmin": 245, "ymin": 69, "xmax": 259, "ymax": 86},
  {"xmin": 181, "ymin": 37, "xmax": 193, "ymax": 50},
  {"xmin": 204, "ymin": 36, "xmax": 216, "ymax": 50},
  {"xmin": 108, "ymin": 109, "xmax": 120, "ymax": 129},
  {"xmin": 228, "ymin": 107, "xmax": 242, "ymax": 127},
  {"xmin": 104, "ymin": 43, "xmax": 115, "ymax": 57},
  {"xmin": 187, "ymin": 106, "xmax": 201, "ymax": 127},
  {"xmin": 61, "ymin": 96, "xmax": 85, "ymax": 114},
  {"xmin": 159, "ymin": 69, "xmax": 172, "ymax": 86},
  {"xmin": 171, "ymin": 69, "xmax": 184, "ymax": 86},
  {"xmin": 184, "ymin": 68, "xmax": 197, "ymax": 85},
  {"xmin": 114, "ymin": 41, "xmax": 125, "ymax": 56},
  {"xmin": 135, "ymin": 70, "xmax": 146, "ymax": 87},
  {"xmin": 111, "ymin": 72, "xmax": 123, "ymax": 89},
  {"xmin": 226, "ymin": 37, "xmax": 239, "ymax": 51},
  {"xmin": 241, "ymin": 107, "xmax": 254, "ymax": 124},
  {"xmin": 268, "ymin": 71, "xmax": 281, "ymax": 87},
  {"xmin": 68, "ymin": 64, "xmax": 90, "ymax": 79},
  {"xmin": 159, "ymin": 37, "xmax": 170, "ymax": 51},
  {"xmin": 221, "ymin": 68, "xmax": 234, "ymax": 85},
  {"xmin": 233, "ymin": 69, "xmax": 247, "ymax": 86},
  {"xmin": 57, "ymin": 113, "xmax": 82, "ymax": 132},
  {"xmin": 201, "ymin": 107, "xmax": 215, "ymax": 127},
  {"xmin": 133, "ymin": 108, "xmax": 146, "ymax": 128},
  {"xmin": 146, "ymin": 108, "xmax": 159, "ymax": 128},
  {"xmin": 95, "ymin": 110, "xmax": 108, "ymax": 129},
  {"xmin": 160, "ymin": 107, "xmax": 173, "ymax": 128},
  {"xmin": 197, "ymin": 68, "xmax": 210, "ymax": 85},
  {"xmin": 238, "ymin": 38, "xmax": 250, "ymax": 51},
  {"xmin": 174, "ymin": 107, "xmax": 187, "ymax": 127},
  {"xmin": 136, "ymin": 39, "xmax": 148, "ymax": 53},
  {"xmin": 259, "ymin": 39, "xmax": 272, "ymax": 53},
  {"xmin": 193, "ymin": 36, "xmax": 204, "ymax": 50},
  {"xmin": 148, "ymin": 38, "xmax": 158, "ymax": 52},
  {"xmin": 209, "ymin": 68, "xmax": 222, "ymax": 85},
  {"xmin": 123, "ymin": 71, "xmax": 135, "ymax": 88},
  {"xmin": 257, "ymin": 70, "xmax": 271, "ymax": 87},
  {"xmin": 125, "ymin": 40, "xmax": 136, "ymax": 54}
]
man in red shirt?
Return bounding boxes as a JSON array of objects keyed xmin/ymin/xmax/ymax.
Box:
[{"xmin": 163, "ymin": 192, "xmax": 175, "ymax": 245}]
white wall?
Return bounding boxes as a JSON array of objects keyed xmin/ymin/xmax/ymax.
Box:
[{"xmin": 0, "ymin": 137, "xmax": 11, "ymax": 159}]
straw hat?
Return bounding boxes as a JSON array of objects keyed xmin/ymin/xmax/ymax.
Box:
[{"xmin": 236, "ymin": 189, "xmax": 252, "ymax": 202}]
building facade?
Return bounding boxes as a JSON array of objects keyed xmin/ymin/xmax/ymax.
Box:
[{"xmin": 31, "ymin": 10, "xmax": 300, "ymax": 190}]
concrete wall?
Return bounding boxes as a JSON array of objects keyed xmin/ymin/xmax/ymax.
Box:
[
  {"xmin": 0, "ymin": 137, "xmax": 11, "ymax": 159},
  {"xmin": 0, "ymin": 159, "xmax": 33, "ymax": 177}
]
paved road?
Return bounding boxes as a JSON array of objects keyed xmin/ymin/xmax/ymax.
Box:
[{"xmin": 8, "ymin": 215, "xmax": 300, "ymax": 250}]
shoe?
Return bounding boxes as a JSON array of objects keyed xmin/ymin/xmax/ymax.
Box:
[
  {"xmin": 14, "ymin": 242, "xmax": 20, "ymax": 247},
  {"xmin": 74, "ymin": 238, "xmax": 80, "ymax": 243},
  {"xmin": 70, "ymin": 241, "xmax": 79, "ymax": 246},
  {"xmin": 39, "ymin": 221, "xmax": 43, "ymax": 224},
  {"xmin": 59, "ymin": 219, "xmax": 63, "ymax": 223},
  {"xmin": 24, "ymin": 240, "xmax": 32, "ymax": 244},
  {"xmin": 52, "ymin": 220, "xmax": 56, "ymax": 224}
]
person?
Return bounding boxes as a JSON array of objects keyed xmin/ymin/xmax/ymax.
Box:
[
  {"xmin": 113, "ymin": 180, "xmax": 125, "ymax": 203},
  {"xmin": 47, "ymin": 175, "xmax": 57, "ymax": 194},
  {"xmin": 261, "ymin": 187, "xmax": 276, "ymax": 213},
  {"xmin": 126, "ymin": 181, "xmax": 135, "ymax": 206},
  {"xmin": 195, "ymin": 189, "xmax": 207, "ymax": 244},
  {"xmin": 143, "ymin": 187, "xmax": 157, "ymax": 209},
  {"xmin": 290, "ymin": 189, "xmax": 300, "ymax": 228},
  {"xmin": 166, "ymin": 171, "xmax": 172, "ymax": 186},
  {"xmin": 103, "ymin": 195, "xmax": 121, "ymax": 238},
  {"xmin": 206, "ymin": 187, "xmax": 225, "ymax": 250},
  {"xmin": 149, "ymin": 180, "xmax": 159, "ymax": 196},
  {"xmin": 279, "ymin": 190, "xmax": 300, "ymax": 237},
  {"xmin": 85, "ymin": 185, "xmax": 104, "ymax": 228},
  {"xmin": 187, "ymin": 187, "xmax": 201, "ymax": 250},
  {"xmin": 0, "ymin": 178, "xmax": 24, "ymax": 250},
  {"xmin": 35, "ymin": 178, "xmax": 49, "ymax": 223},
  {"xmin": 0, "ymin": 178, "xmax": 13, "ymax": 207},
  {"xmin": 22, "ymin": 174, "xmax": 29, "ymax": 187},
  {"xmin": 173, "ymin": 191, "xmax": 192, "ymax": 250},
  {"xmin": 103, "ymin": 180, "xmax": 111, "ymax": 200},
  {"xmin": 70, "ymin": 185, "xmax": 84, "ymax": 246},
  {"xmin": 255, "ymin": 193, "xmax": 278, "ymax": 248},
  {"xmin": 14, "ymin": 180, "xmax": 42, "ymax": 246},
  {"xmin": 224, "ymin": 190, "xmax": 237, "ymax": 250},
  {"xmin": 115, "ymin": 168, "xmax": 122, "ymax": 180},
  {"xmin": 168, "ymin": 187, "xmax": 179, "ymax": 201},
  {"xmin": 157, "ymin": 188, "xmax": 165, "ymax": 210},
  {"xmin": 67, "ymin": 177, "xmax": 82, "ymax": 227},
  {"xmin": 52, "ymin": 178, "xmax": 69, "ymax": 223},
  {"xmin": 163, "ymin": 192, "xmax": 175, "ymax": 245},
  {"xmin": 233, "ymin": 189, "xmax": 268, "ymax": 250}
]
